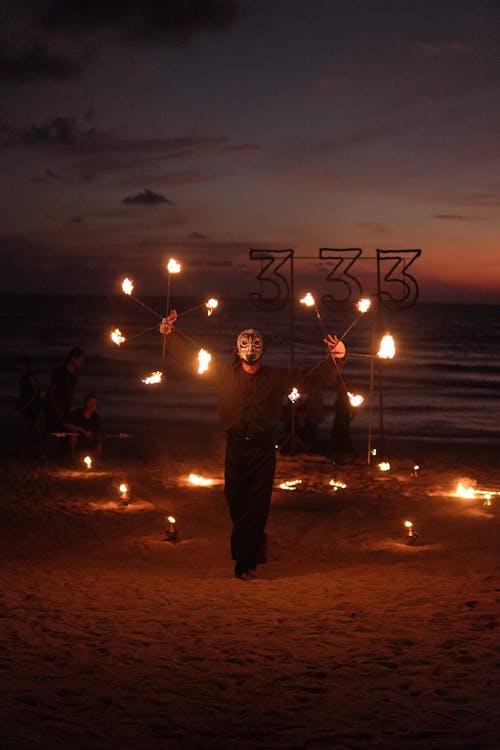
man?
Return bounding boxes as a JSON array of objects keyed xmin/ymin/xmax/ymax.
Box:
[
  {"xmin": 66, "ymin": 393, "xmax": 103, "ymax": 461},
  {"xmin": 160, "ymin": 312, "xmax": 346, "ymax": 581},
  {"xmin": 44, "ymin": 347, "xmax": 85, "ymax": 434}
]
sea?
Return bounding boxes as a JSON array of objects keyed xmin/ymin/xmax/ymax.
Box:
[{"xmin": 1, "ymin": 294, "xmax": 499, "ymax": 447}]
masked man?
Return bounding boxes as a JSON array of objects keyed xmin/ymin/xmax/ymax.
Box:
[{"xmin": 160, "ymin": 311, "xmax": 346, "ymax": 581}]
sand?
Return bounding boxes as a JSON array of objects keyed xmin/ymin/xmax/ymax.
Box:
[{"xmin": 1, "ymin": 425, "xmax": 499, "ymax": 750}]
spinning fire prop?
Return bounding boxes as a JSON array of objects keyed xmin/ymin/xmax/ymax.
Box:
[{"xmin": 115, "ymin": 261, "xmax": 219, "ymax": 384}]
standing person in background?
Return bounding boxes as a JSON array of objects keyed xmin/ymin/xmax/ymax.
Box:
[
  {"xmin": 15, "ymin": 356, "xmax": 40, "ymax": 457},
  {"xmin": 44, "ymin": 347, "xmax": 85, "ymax": 436},
  {"xmin": 160, "ymin": 312, "xmax": 346, "ymax": 581}
]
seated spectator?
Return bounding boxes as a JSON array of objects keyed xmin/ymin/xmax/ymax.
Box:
[{"xmin": 66, "ymin": 393, "xmax": 103, "ymax": 461}]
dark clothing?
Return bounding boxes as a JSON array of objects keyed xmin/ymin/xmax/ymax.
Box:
[
  {"xmin": 44, "ymin": 365, "xmax": 78, "ymax": 432},
  {"xmin": 225, "ymin": 431, "xmax": 276, "ymax": 573},
  {"xmin": 70, "ymin": 408, "xmax": 102, "ymax": 437},
  {"xmin": 166, "ymin": 330, "xmax": 343, "ymax": 575},
  {"xmin": 69, "ymin": 407, "xmax": 103, "ymax": 455}
]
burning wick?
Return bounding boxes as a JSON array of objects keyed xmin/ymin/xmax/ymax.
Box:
[
  {"xmin": 205, "ymin": 298, "xmax": 219, "ymax": 316},
  {"xmin": 197, "ymin": 348, "xmax": 212, "ymax": 375},
  {"xmin": 339, "ymin": 298, "xmax": 372, "ymax": 339},
  {"xmin": 347, "ymin": 391, "xmax": 364, "ymax": 408},
  {"xmin": 378, "ymin": 461, "xmax": 391, "ymax": 472},
  {"xmin": 122, "ymin": 277, "xmax": 134, "ymax": 295},
  {"xmin": 300, "ymin": 292, "xmax": 315, "ymax": 308},
  {"xmin": 165, "ymin": 515, "xmax": 179, "ymax": 544},
  {"xmin": 300, "ymin": 291, "xmax": 328, "ymax": 337},
  {"xmin": 377, "ymin": 333, "xmax": 396, "ymax": 359},
  {"xmin": 356, "ymin": 298, "xmax": 371, "ymax": 314},
  {"xmin": 288, "ymin": 387, "xmax": 301, "ymax": 403},
  {"xmin": 119, "ymin": 483, "xmax": 129, "ymax": 501},
  {"xmin": 111, "ymin": 328, "xmax": 126, "ymax": 346},
  {"xmin": 167, "ymin": 258, "xmax": 181, "ymax": 274},
  {"xmin": 83, "ymin": 455, "xmax": 92, "ymax": 471},
  {"xmin": 141, "ymin": 370, "xmax": 163, "ymax": 385},
  {"xmin": 404, "ymin": 520, "xmax": 418, "ymax": 546}
]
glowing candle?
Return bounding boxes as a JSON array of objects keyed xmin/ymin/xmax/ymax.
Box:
[
  {"xmin": 404, "ymin": 520, "xmax": 418, "ymax": 545},
  {"xmin": 83, "ymin": 455, "xmax": 92, "ymax": 471},
  {"xmin": 165, "ymin": 515, "xmax": 178, "ymax": 543}
]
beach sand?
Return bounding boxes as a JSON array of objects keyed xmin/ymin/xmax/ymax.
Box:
[{"xmin": 1, "ymin": 424, "xmax": 499, "ymax": 750}]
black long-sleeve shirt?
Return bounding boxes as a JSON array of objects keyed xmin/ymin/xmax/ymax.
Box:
[{"xmin": 167, "ymin": 329, "xmax": 344, "ymax": 434}]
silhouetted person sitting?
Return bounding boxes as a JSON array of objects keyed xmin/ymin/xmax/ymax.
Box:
[{"xmin": 66, "ymin": 393, "xmax": 103, "ymax": 462}]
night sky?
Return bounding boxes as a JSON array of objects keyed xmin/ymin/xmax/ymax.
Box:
[{"xmin": 1, "ymin": 0, "xmax": 499, "ymax": 301}]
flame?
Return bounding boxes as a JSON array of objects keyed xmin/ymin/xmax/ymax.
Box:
[
  {"xmin": 279, "ymin": 479, "xmax": 302, "ymax": 491},
  {"xmin": 122, "ymin": 277, "xmax": 134, "ymax": 295},
  {"xmin": 404, "ymin": 520, "xmax": 413, "ymax": 529},
  {"xmin": 83, "ymin": 455, "xmax": 92, "ymax": 470},
  {"xmin": 288, "ymin": 387, "xmax": 301, "ymax": 403},
  {"xmin": 188, "ymin": 473, "xmax": 214, "ymax": 487},
  {"xmin": 205, "ymin": 298, "xmax": 219, "ymax": 316},
  {"xmin": 141, "ymin": 370, "xmax": 163, "ymax": 385},
  {"xmin": 329, "ymin": 479, "xmax": 347, "ymax": 491},
  {"xmin": 378, "ymin": 461, "xmax": 391, "ymax": 472},
  {"xmin": 197, "ymin": 348, "xmax": 212, "ymax": 374},
  {"xmin": 119, "ymin": 483, "xmax": 128, "ymax": 495},
  {"xmin": 356, "ymin": 297, "xmax": 371, "ymax": 313},
  {"xmin": 167, "ymin": 258, "xmax": 181, "ymax": 274},
  {"xmin": 300, "ymin": 292, "xmax": 315, "ymax": 307},
  {"xmin": 111, "ymin": 328, "xmax": 126, "ymax": 346},
  {"xmin": 167, "ymin": 515, "xmax": 176, "ymax": 524},
  {"xmin": 347, "ymin": 391, "xmax": 364, "ymax": 407},
  {"xmin": 377, "ymin": 333, "xmax": 396, "ymax": 359},
  {"xmin": 454, "ymin": 480, "xmax": 476, "ymax": 499}
]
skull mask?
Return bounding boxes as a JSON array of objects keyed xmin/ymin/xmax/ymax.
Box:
[{"xmin": 236, "ymin": 328, "xmax": 264, "ymax": 364}]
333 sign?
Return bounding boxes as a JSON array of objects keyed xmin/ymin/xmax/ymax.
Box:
[{"xmin": 249, "ymin": 247, "xmax": 421, "ymax": 311}]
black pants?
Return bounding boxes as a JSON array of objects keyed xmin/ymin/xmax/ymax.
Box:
[{"xmin": 224, "ymin": 433, "xmax": 276, "ymax": 574}]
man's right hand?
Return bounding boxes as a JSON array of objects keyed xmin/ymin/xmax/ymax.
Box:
[{"xmin": 160, "ymin": 309, "xmax": 177, "ymax": 334}]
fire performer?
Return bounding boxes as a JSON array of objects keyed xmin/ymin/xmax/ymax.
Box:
[{"xmin": 160, "ymin": 311, "xmax": 346, "ymax": 581}]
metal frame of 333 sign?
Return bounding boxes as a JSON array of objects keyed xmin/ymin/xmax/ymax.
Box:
[{"xmin": 249, "ymin": 248, "xmax": 421, "ymax": 312}]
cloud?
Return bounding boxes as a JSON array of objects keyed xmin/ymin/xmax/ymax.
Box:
[
  {"xmin": 0, "ymin": 42, "xmax": 84, "ymax": 82},
  {"xmin": 432, "ymin": 213, "xmax": 483, "ymax": 221},
  {"xmin": 29, "ymin": 168, "xmax": 63, "ymax": 183},
  {"xmin": 7, "ymin": 115, "xmax": 98, "ymax": 147},
  {"xmin": 188, "ymin": 231, "xmax": 209, "ymax": 240},
  {"xmin": 413, "ymin": 41, "xmax": 472, "ymax": 57},
  {"xmin": 122, "ymin": 189, "xmax": 174, "ymax": 206},
  {"xmin": 38, "ymin": 0, "xmax": 242, "ymax": 43},
  {"xmin": 354, "ymin": 220, "xmax": 390, "ymax": 233}
]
